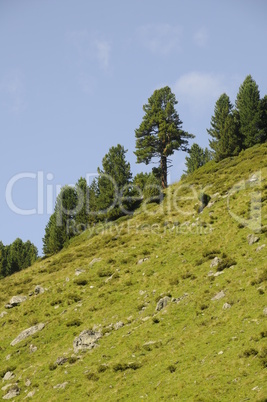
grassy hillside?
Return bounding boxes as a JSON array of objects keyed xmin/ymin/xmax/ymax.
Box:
[{"xmin": 0, "ymin": 143, "xmax": 267, "ymax": 401}]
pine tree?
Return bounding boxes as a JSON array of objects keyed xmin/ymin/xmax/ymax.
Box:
[
  {"xmin": 135, "ymin": 86, "xmax": 193, "ymax": 188},
  {"xmin": 75, "ymin": 177, "xmax": 90, "ymax": 230},
  {"xmin": 259, "ymin": 95, "xmax": 267, "ymax": 143},
  {"xmin": 207, "ymin": 93, "xmax": 241, "ymax": 161},
  {"xmin": 97, "ymin": 144, "xmax": 132, "ymax": 220},
  {"xmin": 184, "ymin": 143, "xmax": 212, "ymax": 174},
  {"xmin": 235, "ymin": 75, "xmax": 264, "ymax": 147}
]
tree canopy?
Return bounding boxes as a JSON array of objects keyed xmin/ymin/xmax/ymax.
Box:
[{"xmin": 135, "ymin": 86, "xmax": 194, "ymax": 188}]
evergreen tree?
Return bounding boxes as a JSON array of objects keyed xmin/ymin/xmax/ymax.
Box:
[
  {"xmin": 207, "ymin": 93, "xmax": 241, "ymax": 161},
  {"xmin": 259, "ymin": 95, "xmax": 267, "ymax": 143},
  {"xmin": 75, "ymin": 177, "xmax": 90, "ymax": 230},
  {"xmin": 97, "ymin": 144, "xmax": 132, "ymax": 220},
  {"xmin": 0, "ymin": 239, "xmax": 38, "ymax": 277},
  {"xmin": 184, "ymin": 143, "xmax": 212, "ymax": 174},
  {"xmin": 235, "ymin": 75, "xmax": 264, "ymax": 147},
  {"xmin": 43, "ymin": 186, "xmax": 78, "ymax": 255},
  {"xmin": 135, "ymin": 86, "xmax": 193, "ymax": 189}
]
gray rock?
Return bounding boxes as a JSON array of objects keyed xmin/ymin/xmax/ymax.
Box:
[
  {"xmin": 263, "ymin": 307, "xmax": 267, "ymax": 317},
  {"xmin": 89, "ymin": 258, "xmax": 102, "ymax": 266},
  {"xmin": 210, "ymin": 257, "xmax": 221, "ymax": 268},
  {"xmin": 223, "ymin": 303, "xmax": 231, "ymax": 310},
  {"xmin": 156, "ymin": 296, "xmax": 171, "ymax": 311},
  {"xmin": 34, "ymin": 285, "xmax": 45, "ymax": 295},
  {"xmin": 10, "ymin": 323, "xmax": 45, "ymax": 346},
  {"xmin": 138, "ymin": 258, "xmax": 149, "ymax": 265},
  {"xmin": 256, "ymin": 244, "xmax": 266, "ymax": 252},
  {"xmin": 2, "ymin": 385, "xmax": 20, "ymax": 400},
  {"xmin": 211, "ymin": 291, "xmax": 225, "ymax": 301},
  {"xmin": 113, "ymin": 321, "xmax": 124, "ymax": 330},
  {"xmin": 73, "ymin": 329, "xmax": 102, "ymax": 353},
  {"xmin": 3, "ymin": 372, "xmax": 15, "ymax": 381},
  {"xmin": 5, "ymin": 295, "xmax": 27, "ymax": 309},
  {"xmin": 53, "ymin": 382, "xmax": 68, "ymax": 390},
  {"xmin": 214, "ymin": 271, "xmax": 224, "ymax": 277},
  {"xmin": 0, "ymin": 311, "xmax": 7, "ymax": 318},
  {"xmin": 55, "ymin": 356, "xmax": 68, "ymax": 365},
  {"xmin": 75, "ymin": 269, "xmax": 85, "ymax": 276},
  {"xmin": 29, "ymin": 344, "xmax": 37, "ymax": 353},
  {"xmin": 247, "ymin": 234, "xmax": 259, "ymax": 245},
  {"xmin": 25, "ymin": 390, "xmax": 35, "ymax": 398},
  {"xmin": 25, "ymin": 379, "xmax": 31, "ymax": 387}
]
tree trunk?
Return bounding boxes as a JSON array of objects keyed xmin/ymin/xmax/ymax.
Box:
[{"xmin": 161, "ymin": 156, "xmax": 167, "ymax": 189}]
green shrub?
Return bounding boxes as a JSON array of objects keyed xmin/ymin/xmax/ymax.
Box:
[{"xmin": 66, "ymin": 319, "xmax": 82, "ymax": 327}]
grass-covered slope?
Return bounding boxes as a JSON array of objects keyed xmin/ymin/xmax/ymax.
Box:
[{"xmin": 0, "ymin": 144, "xmax": 267, "ymax": 401}]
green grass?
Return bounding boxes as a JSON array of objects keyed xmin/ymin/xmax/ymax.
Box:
[{"xmin": 0, "ymin": 143, "xmax": 267, "ymax": 401}]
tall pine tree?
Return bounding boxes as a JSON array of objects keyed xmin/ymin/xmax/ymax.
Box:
[
  {"xmin": 235, "ymin": 75, "xmax": 264, "ymax": 147},
  {"xmin": 207, "ymin": 93, "xmax": 241, "ymax": 161}
]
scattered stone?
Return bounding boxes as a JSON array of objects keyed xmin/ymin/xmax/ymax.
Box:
[
  {"xmin": 211, "ymin": 291, "xmax": 225, "ymax": 301},
  {"xmin": 29, "ymin": 345, "xmax": 37, "ymax": 353},
  {"xmin": 156, "ymin": 296, "xmax": 171, "ymax": 311},
  {"xmin": 66, "ymin": 277, "xmax": 70, "ymax": 282},
  {"xmin": 89, "ymin": 258, "xmax": 102, "ymax": 266},
  {"xmin": 214, "ymin": 271, "xmax": 224, "ymax": 277},
  {"xmin": 139, "ymin": 290, "xmax": 146, "ymax": 295},
  {"xmin": 25, "ymin": 379, "xmax": 31, "ymax": 387},
  {"xmin": 223, "ymin": 303, "xmax": 231, "ymax": 310},
  {"xmin": 141, "ymin": 316, "xmax": 150, "ymax": 322},
  {"xmin": 248, "ymin": 174, "xmax": 259, "ymax": 183},
  {"xmin": 207, "ymin": 271, "xmax": 214, "ymax": 277},
  {"xmin": 218, "ymin": 351, "xmax": 223, "ymax": 355},
  {"xmin": 105, "ymin": 274, "xmax": 113, "ymax": 283},
  {"xmin": 0, "ymin": 311, "xmax": 7, "ymax": 318},
  {"xmin": 25, "ymin": 390, "xmax": 35, "ymax": 398},
  {"xmin": 75, "ymin": 269, "xmax": 85, "ymax": 276},
  {"xmin": 11, "ymin": 323, "xmax": 45, "ymax": 346},
  {"xmin": 55, "ymin": 356, "xmax": 68, "ymax": 365},
  {"xmin": 210, "ymin": 257, "xmax": 221, "ymax": 268},
  {"xmin": 171, "ymin": 293, "xmax": 188, "ymax": 304},
  {"xmin": 113, "ymin": 321, "xmax": 124, "ymax": 330},
  {"xmin": 5, "ymin": 355, "xmax": 11, "ymax": 361},
  {"xmin": 263, "ymin": 307, "xmax": 267, "ymax": 317},
  {"xmin": 1, "ymin": 384, "xmax": 12, "ymax": 392},
  {"xmin": 73, "ymin": 329, "xmax": 102, "ymax": 353},
  {"xmin": 3, "ymin": 372, "xmax": 15, "ymax": 381},
  {"xmin": 207, "ymin": 200, "xmax": 215, "ymax": 208},
  {"xmin": 2, "ymin": 385, "xmax": 20, "ymax": 400},
  {"xmin": 53, "ymin": 382, "xmax": 68, "ymax": 390},
  {"xmin": 256, "ymin": 244, "xmax": 266, "ymax": 252},
  {"xmin": 138, "ymin": 258, "xmax": 149, "ymax": 265},
  {"xmin": 247, "ymin": 234, "xmax": 259, "ymax": 245},
  {"xmin": 5, "ymin": 295, "xmax": 27, "ymax": 309},
  {"xmin": 34, "ymin": 285, "xmax": 45, "ymax": 295}
]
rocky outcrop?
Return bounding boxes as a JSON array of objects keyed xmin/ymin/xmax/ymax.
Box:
[
  {"xmin": 73, "ymin": 329, "xmax": 102, "ymax": 353},
  {"xmin": 10, "ymin": 323, "xmax": 45, "ymax": 346},
  {"xmin": 156, "ymin": 296, "xmax": 171, "ymax": 311},
  {"xmin": 5, "ymin": 295, "xmax": 27, "ymax": 309}
]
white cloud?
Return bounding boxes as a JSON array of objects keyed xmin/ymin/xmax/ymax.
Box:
[
  {"xmin": 136, "ymin": 23, "xmax": 183, "ymax": 55},
  {"xmin": 193, "ymin": 27, "xmax": 208, "ymax": 48},
  {"xmin": 0, "ymin": 70, "xmax": 26, "ymax": 113},
  {"xmin": 174, "ymin": 72, "xmax": 227, "ymax": 114},
  {"xmin": 68, "ymin": 30, "xmax": 111, "ymax": 71}
]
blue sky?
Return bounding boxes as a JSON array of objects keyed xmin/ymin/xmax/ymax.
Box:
[{"xmin": 1, "ymin": 0, "xmax": 267, "ymax": 254}]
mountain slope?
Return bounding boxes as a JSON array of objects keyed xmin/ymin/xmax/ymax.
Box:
[{"xmin": 0, "ymin": 143, "xmax": 267, "ymax": 401}]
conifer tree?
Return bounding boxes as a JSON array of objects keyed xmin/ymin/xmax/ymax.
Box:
[
  {"xmin": 184, "ymin": 143, "xmax": 212, "ymax": 174},
  {"xmin": 235, "ymin": 75, "xmax": 263, "ymax": 147},
  {"xmin": 135, "ymin": 86, "xmax": 193, "ymax": 188},
  {"xmin": 207, "ymin": 93, "xmax": 241, "ymax": 161}
]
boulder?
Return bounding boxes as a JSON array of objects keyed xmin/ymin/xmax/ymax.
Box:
[
  {"xmin": 73, "ymin": 329, "xmax": 102, "ymax": 353},
  {"xmin": 3, "ymin": 372, "xmax": 15, "ymax": 381},
  {"xmin": 113, "ymin": 321, "xmax": 124, "ymax": 330},
  {"xmin": 210, "ymin": 257, "xmax": 221, "ymax": 268},
  {"xmin": 156, "ymin": 296, "xmax": 171, "ymax": 311},
  {"xmin": 247, "ymin": 234, "xmax": 259, "ymax": 245},
  {"xmin": 2, "ymin": 385, "xmax": 20, "ymax": 400},
  {"xmin": 211, "ymin": 291, "xmax": 225, "ymax": 301},
  {"xmin": 10, "ymin": 323, "xmax": 45, "ymax": 346},
  {"xmin": 34, "ymin": 285, "xmax": 45, "ymax": 295},
  {"xmin": 223, "ymin": 303, "xmax": 231, "ymax": 310},
  {"xmin": 5, "ymin": 295, "xmax": 27, "ymax": 309},
  {"xmin": 256, "ymin": 244, "xmax": 266, "ymax": 252},
  {"xmin": 0, "ymin": 311, "xmax": 7, "ymax": 318}
]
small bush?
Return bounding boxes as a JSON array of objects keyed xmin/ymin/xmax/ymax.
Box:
[
  {"xmin": 49, "ymin": 362, "xmax": 57, "ymax": 371},
  {"xmin": 217, "ymin": 258, "xmax": 237, "ymax": 272},
  {"xmin": 68, "ymin": 356, "xmax": 78, "ymax": 364},
  {"xmin": 167, "ymin": 364, "xmax": 176, "ymax": 373},
  {"xmin": 97, "ymin": 267, "xmax": 113, "ymax": 277},
  {"xmin": 243, "ymin": 348, "xmax": 258, "ymax": 357},
  {"xmin": 86, "ymin": 372, "xmax": 99, "ymax": 381},
  {"xmin": 66, "ymin": 319, "xmax": 82, "ymax": 327},
  {"xmin": 113, "ymin": 362, "xmax": 142, "ymax": 372},
  {"xmin": 74, "ymin": 278, "xmax": 88, "ymax": 286},
  {"xmin": 152, "ymin": 317, "xmax": 160, "ymax": 324},
  {"xmin": 169, "ymin": 276, "xmax": 179, "ymax": 285},
  {"xmin": 97, "ymin": 364, "xmax": 108, "ymax": 373}
]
